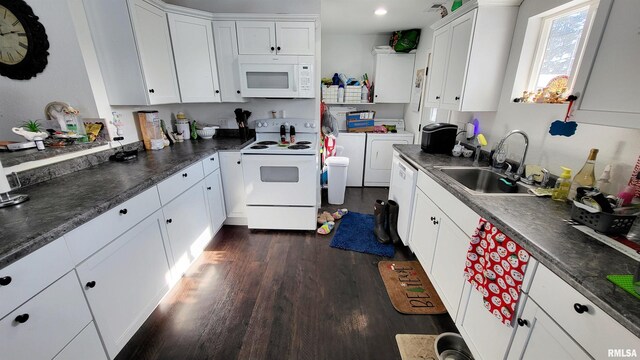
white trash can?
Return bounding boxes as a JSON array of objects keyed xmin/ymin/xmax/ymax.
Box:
[{"xmin": 326, "ymin": 156, "xmax": 350, "ymax": 205}]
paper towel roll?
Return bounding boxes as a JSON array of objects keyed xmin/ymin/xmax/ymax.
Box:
[{"xmin": 0, "ymin": 160, "xmax": 12, "ymax": 193}]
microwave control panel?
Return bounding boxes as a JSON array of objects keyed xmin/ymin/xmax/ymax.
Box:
[{"xmin": 298, "ymin": 64, "xmax": 314, "ymax": 98}]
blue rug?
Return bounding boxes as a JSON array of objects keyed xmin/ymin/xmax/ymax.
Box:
[{"xmin": 330, "ymin": 212, "xmax": 395, "ymax": 257}]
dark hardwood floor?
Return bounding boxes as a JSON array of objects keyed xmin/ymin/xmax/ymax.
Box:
[{"xmin": 115, "ymin": 187, "xmax": 457, "ymax": 360}]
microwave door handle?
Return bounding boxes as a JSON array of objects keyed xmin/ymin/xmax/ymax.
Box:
[{"xmin": 292, "ymin": 67, "xmax": 298, "ymax": 92}]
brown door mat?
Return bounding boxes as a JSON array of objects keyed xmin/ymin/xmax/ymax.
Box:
[{"xmin": 378, "ymin": 261, "xmax": 447, "ymax": 315}]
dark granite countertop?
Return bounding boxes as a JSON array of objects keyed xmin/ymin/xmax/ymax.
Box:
[
  {"xmin": 0, "ymin": 141, "xmax": 110, "ymax": 167},
  {"xmin": 393, "ymin": 144, "xmax": 640, "ymax": 338},
  {"xmin": 0, "ymin": 136, "xmax": 252, "ymax": 269}
]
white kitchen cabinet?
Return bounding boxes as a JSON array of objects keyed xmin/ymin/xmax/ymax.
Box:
[
  {"xmin": 236, "ymin": 21, "xmax": 315, "ymax": 55},
  {"xmin": 337, "ymin": 132, "xmax": 365, "ymax": 187},
  {"xmin": 168, "ymin": 12, "xmax": 221, "ymax": 103},
  {"xmin": 408, "ymin": 187, "xmax": 441, "ymax": 272},
  {"xmin": 83, "ymin": 0, "xmax": 180, "ymax": 105},
  {"xmin": 0, "ymin": 272, "xmax": 92, "ymax": 360},
  {"xmin": 163, "ymin": 181, "xmax": 212, "ymax": 277},
  {"xmin": 507, "ymin": 297, "xmax": 590, "ymax": 360},
  {"xmin": 425, "ymin": 2, "xmax": 518, "ymax": 111},
  {"xmin": 54, "ymin": 323, "xmax": 108, "ymax": 360},
  {"xmin": 212, "ymin": 21, "xmax": 246, "ymax": 102},
  {"xmin": 372, "ymin": 53, "xmax": 415, "ymax": 103},
  {"xmin": 205, "ymin": 169, "xmax": 227, "ymax": 234},
  {"xmin": 219, "ymin": 151, "xmax": 247, "ymax": 225},
  {"xmin": 76, "ymin": 210, "xmax": 172, "ymax": 358}
]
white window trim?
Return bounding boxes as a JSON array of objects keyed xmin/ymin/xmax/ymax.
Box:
[{"xmin": 526, "ymin": 0, "xmax": 600, "ymax": 94}]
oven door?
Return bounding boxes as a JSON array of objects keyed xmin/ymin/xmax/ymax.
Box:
[{"xmin": 242, "ymin": 154, "xmax": 317, "ymax": 206}]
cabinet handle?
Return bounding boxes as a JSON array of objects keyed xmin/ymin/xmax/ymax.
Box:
[
  {"xmin": 85, "ymin": 281, "xmax": 96, "ymax": 289},
  {"xmin": 517, "ymin": 318, "xmax": 529, "ymax": 327},
  {"xmin": 149, "ymin": 89, "xmax": 155, "ymax": 94},
  {"xmin": 166, "ymin": 219, "xmax": 173, "ymax": 224},
  {"xmin": 182, "ymin": 173, "xmax": 188, "ymax": 178},
  {"xmin": 207, "ymin": 186, "xmax": 212, "ymax": 190},
  {"xmin": 573, "ymin": 303, "xmax": 588, "ymax": 314},
  {"xmin": 277, "ymin": 46, "xmax": 281, "ymax": 51},
  {"xmin": 210, "ymin": 157, "xmax": 215, "ymax": 161},
  {"xmin": 237, "ymin": 160, "xmax": 241, "ymax": 165},
  {"xmin": 215, "ymin": 90, "xmax": 220, "ymax": 94},
  {"xmin": 433, "ymin": 220, "xmax": 439, "ymax": 225},
  {"xmin": 237, "ymin": 90, "xmax": 241, "ymax": 94},
  {"xmin": 435, "ymin": 96, "xmax": 440, "ymax": 100},
  {"xmin": 270, "ymin": 46, "xmax": 275, "ymax": 51},
  {"xmin": 119, "ymin": 208, "xmax": 128, "ymax": 215},
  {"xmin": 0, "ymin": 276, "xmax": 11, "ymax": 286},
  {"xmin": 430, "ymin": 216, "xmax": 435, "ymax": 221},
  {"xmin": 14, "ymin": 314, "xmax": 29, "ymax": 324},
  {"xmin": 455, "ymin": 96, "xmax": 460, "ymax": 100}
]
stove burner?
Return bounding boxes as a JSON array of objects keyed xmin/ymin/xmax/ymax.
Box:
[
  {"xmin": 296, "ymin": 141, "xmax": 311, "ymax": 145},
  {"xmin": 288, "ymin": 144, "xmax": 310, "ymax": 150},
  {"xmin": 257, "ymin": 141, "xmax": 277, "ymax": 145},
  {"xmin": 250, "ymin": 145, "xmax": 269, "ymax": 149}
]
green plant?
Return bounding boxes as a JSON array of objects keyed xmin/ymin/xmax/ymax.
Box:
[{"xmin": 22, "ymin": 120, "xmax": 42, "ymax": 133}]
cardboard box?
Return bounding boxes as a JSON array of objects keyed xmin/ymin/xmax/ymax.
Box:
[{"xmin": 346, "ymin": 110, "xmax": 375, "ymax": 133}]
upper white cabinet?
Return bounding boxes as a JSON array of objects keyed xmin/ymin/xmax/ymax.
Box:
[
  {"xmin": 84, "ymin": 0, "xmax": 180, "ymax": 105},
  {"xmin": 424, "ymin": 1, "xmax": 518, "ymax": 111},
  {"xmin": 574, "ymin": 0, "xmax": 640, "ymax": 129},
  {"xmin": 236, "ymin": 21, "xmax": 315, "ymax": 55},
  {"xmin": 168, "ymin": 13, "xmax": 221, "ymax": 103},
  {"xmin": 372, "ymin": 53, "xmax": 415, "ymax": 103},
  {"xmin": 212, "ymin": 21, "xmax": 247, "ymax": 102}
]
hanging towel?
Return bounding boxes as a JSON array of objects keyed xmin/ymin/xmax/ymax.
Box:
[{"xmin": 464, "ymin": 218, "xmax": 530, "ymax": 326}]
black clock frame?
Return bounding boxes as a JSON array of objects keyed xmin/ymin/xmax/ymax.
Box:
[{"xmin": 0, "ymin": 0, "xmax": 49, "ymax": 80}]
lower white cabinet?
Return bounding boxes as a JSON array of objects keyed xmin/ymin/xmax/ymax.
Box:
[
  {"xmin": 220, "ymin": 151, "xmax": 247, "ymax": 225},
  {"xmin": 0, "ymin": 271, "xmax": 93, "ymax": 360},
  {"xmin": 54, "ymin": 322, "xmax": 108, "ymax": 360},
  {"xmin": 408, "ymin": 187, "xmax": 441, "ymax": 272},
  {"xmin": 163, "ymin": 181, "xmax": 212, "ymax": 277},
  {"xmin": 205, "ymin": 169, "xmax": 227, "ymax": 234},
  {"xmin": 507, "ymin": 296, "xmax": 590, "ymax": 360},
  {"xmin": 76, "ymin": 210, "xmax": 172, "ymax": 358}
]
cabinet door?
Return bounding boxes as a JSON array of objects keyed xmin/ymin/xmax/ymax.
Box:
[
  {"xmin": 219, "ymin": 151, "xmax": 247, "ymax": 224},
  {"xmin": 205, "ymin": 169, "xmax": 227, "ymax": 234},
  {"xmin": 424, "ymin": 26, "xmax": 450, "ymax": 107},
  {"xmin": 236, "ymin": 21, "xmax": 276, "ymax": 55},
  {"xmin": 212, "ymin": 21, "xmax": 246, "ymax": 102},
  {"xmin": 130, "ymin": 0, "xmax": 180, "ymax": 104},
  {"xmin": 76, "ymin": 210, "xmax": 171, "ymax": 358},
  {"xmin": 507, "ymin": 299, "xmax": 591, "ymax": 360},
  {"xmin": 430, "ymin": 215, "xmax": 469, "ymax": 318},
  {"xmin": 54, "ymin": 323, "xmax": 108, "ymax": 360},
  {"xmin": 163, "ymin": 182, "xmax": 212, "ymax": 277},
  {"xmin": 409, "ymin": 188, "xmax": 441, "ymax": 274},
  {"xmin": 373, "ymin": 54, "xmax": 416, "ymax": 103},
  {"xmin": 168, "ymin": 13, "xmax": 221, "ymax": 103},
  {"xmin": 275, "ymin": 21, "xmax": 315, "ymax": 55},
  {"xmin": 441, "ymin": 10, "xmax": 475, "ymax": 110}
]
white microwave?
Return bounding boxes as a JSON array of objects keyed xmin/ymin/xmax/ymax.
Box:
[{"xmin": 238, "ymin": 55, "xmax": 314, "ymax": 98}]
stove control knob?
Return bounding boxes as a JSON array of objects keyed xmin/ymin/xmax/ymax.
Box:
[
  {"xmin": 305, "ymin": 123, "xmax": 310, "ymax": 128},
  {"xmin": 310, "ymin": 122, "xmax": 316, "ymax": 128},
  {"xmin": 257, "ymin": 122, "xmax": 263, "ymax": 128},
  {"xmin": 284, "ymin": 122, "xmax": 290, "ymax": 128}
]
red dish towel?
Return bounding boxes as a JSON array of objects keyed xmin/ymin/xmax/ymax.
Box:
[{"xmin": 464, "ymin": 218, "xmax": 530, "ymax": 326}]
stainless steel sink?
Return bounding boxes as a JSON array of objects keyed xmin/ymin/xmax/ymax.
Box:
[{"xmin": 438, "ymin": 167, "xmax": 533, "ymax": 196}]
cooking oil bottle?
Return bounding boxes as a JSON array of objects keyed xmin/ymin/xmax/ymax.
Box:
[{"xmin": 552, "ymin": 167, "xmax": 572, "ymax": 202}]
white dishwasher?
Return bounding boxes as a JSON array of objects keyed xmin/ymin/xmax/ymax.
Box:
[{"xmin": 388, "ymin": 151, "xmax": 418, "ymax": 246}]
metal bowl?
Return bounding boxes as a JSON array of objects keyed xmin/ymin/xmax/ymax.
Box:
[{"xmin": 434, "ymin": 333, "xmax": 474, "ymax": 360}]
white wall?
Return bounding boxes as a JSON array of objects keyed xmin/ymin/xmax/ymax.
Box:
[
  {"xmin": 0, "ymin": 0, "xmax": 99, "ymax": 142},
  {"xmin": 475, "ymin": 0, "xmax": 640, "ymax": 194}
]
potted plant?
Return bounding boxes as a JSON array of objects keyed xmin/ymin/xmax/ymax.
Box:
[{"xmin": 12, "ymin": 120, "xmax": 50, "ymax": 141}]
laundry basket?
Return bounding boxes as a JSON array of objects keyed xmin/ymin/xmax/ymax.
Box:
[{"xmin": 326, "ymin": 156, "xmax": 349, "ymax": 205}]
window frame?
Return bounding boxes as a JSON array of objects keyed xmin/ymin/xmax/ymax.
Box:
[{"xmin": 526, "ymin": 0, "xmax": 600, "ymax": 94}]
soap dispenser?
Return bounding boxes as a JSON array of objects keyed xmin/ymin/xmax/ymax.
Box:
[{"xmin": 552, "ymin": 167, "xmax": 572, "ymax": 202}]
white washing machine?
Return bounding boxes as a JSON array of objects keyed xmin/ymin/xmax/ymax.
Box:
[{"xmin": 364, "ymin": 120, "xmax": 414, "ymax": 187}]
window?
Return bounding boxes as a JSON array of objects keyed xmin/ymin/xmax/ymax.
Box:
[{"xmin": 527, "ymin": 1, "xmax": 599, "ymax": 96}]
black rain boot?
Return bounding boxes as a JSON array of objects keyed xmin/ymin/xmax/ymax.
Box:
[
  {"xmin": 387, "ymin": 200, "xmax": 401, "ymax": 245},
  {"xmin": 374, "ymin": 200, "xmax": 391, "ymax": 244}
]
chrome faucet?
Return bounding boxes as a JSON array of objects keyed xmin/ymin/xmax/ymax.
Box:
[{"xmin": 492, "ymin": 130, "xmax": 529, "ymax": 181}]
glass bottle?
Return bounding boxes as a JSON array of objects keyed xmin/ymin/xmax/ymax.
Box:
[{"xmin": 568, "ymin": 148, "xmax": 598, "ymax": 201}]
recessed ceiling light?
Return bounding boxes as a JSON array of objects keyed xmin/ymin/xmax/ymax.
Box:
[{"xmin": 375, "ymin": 8, "xmax": 387, "ymax": 16}]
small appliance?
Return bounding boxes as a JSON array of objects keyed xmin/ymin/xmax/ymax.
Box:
[
  {"xmin": 238, "ymin": 55, "xmax": 314, "ymax": 98},
  {"xmin": 421, "ymin": 123, "xmax": 458, "ymax": 154}
]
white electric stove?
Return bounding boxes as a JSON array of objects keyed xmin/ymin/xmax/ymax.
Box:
[{"xmin": 240, "ymin": 118, "xmax": 319, "ymax": 230}]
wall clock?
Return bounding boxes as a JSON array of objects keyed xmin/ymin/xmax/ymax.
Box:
[{"xmin": 0, "ymin": 0, "xmax": 49, "ymax": 80}]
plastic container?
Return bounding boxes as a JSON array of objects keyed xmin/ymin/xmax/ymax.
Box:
[
  {"xmin": 570, "ymin": 202, "xmax": 637, "ymax": 235},
  {"xmin": 552, "ymin": 166, "xmax": 572, "ymax": 201},
  {"xmin": 326, "ymin": 156, "xmax": 349, "ymax": 205},
  {"xmin": 338, "ymin": 85, "xmax": 345, "ymax": 103}
]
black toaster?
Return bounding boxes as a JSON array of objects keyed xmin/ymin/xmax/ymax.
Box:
[{"xmin": 421, "ymin": 123, "xmax": 458, "ymax": 154}]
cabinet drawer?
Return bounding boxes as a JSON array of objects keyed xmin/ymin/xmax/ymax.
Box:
[
  {"xmin": 202, "ymin": 153, "xmax": 221, "ymax": 175},
  {"xmin": 157, "ymin": 162, "xmax": 205, "ymax": 205},
  {"xmin": 0, "ymin": 271, "xmax": 92, "ymax": 360},
  {"xmin": 417, "ymin": 171, "xmax": 480, "ymax": 237},
  {"xmin": 65, "ymin": 186, "xmax": 161, "ymax": 265},
  {"xmin": 529, "ymin": 264, "xmax": 638, "ymax": 359},
  {"xmin": 0, "ymin": 238, "xmax": 73, "ymax": 317},
  {"xmin": 54, "ymin": 322, "xmax": 107, "ymax": 360}
]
